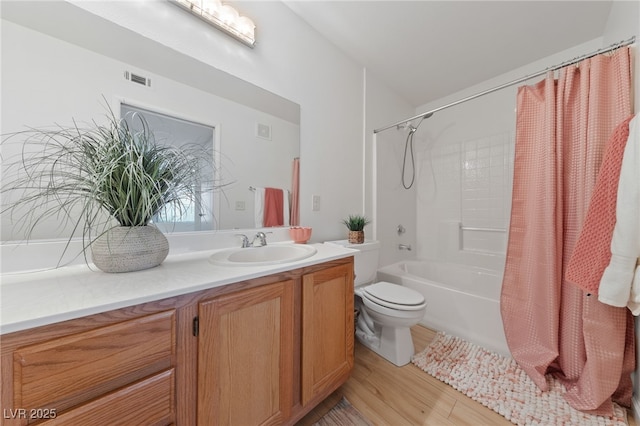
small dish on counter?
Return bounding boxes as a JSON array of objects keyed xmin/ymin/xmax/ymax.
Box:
[{"xmin": 289, "ymin": 226, "xmax": 312, "ymax": 244}]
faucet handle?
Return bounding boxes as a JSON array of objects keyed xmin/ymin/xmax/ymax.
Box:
[
  {"xmin": 252, "ymin": 231, "xmax": 272, "ymax": 247},
  {"xmin": 235, "ymin": 234, "xmax": 250, "ymax": 248}
]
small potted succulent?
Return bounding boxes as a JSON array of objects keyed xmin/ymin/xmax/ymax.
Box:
[
  {"xmin": 1, "ymin": 104, "xmax": 216, "ymax": 272},
  {"xmin": 342, "ymin": 214, "xmax": 371, "ymax": 244}
]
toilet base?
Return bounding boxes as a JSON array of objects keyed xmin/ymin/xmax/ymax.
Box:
[{"xmin": 356, "ymin": 323, "xmax": 416, "ymax": 366}]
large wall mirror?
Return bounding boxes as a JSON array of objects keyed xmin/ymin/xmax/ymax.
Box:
[{"xmin": 1, "ymin": 1, "xmax": 300, "ymax": 241}]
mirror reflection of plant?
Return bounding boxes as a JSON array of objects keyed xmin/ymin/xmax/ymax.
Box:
[{"xmin": 1, "ymin": 106, "xmax": 219, "ymax": 265}]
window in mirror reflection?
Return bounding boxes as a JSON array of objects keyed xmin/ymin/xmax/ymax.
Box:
[{"xmin": 120, "ymin": 103, "xmax": 218, "ymax": 232}]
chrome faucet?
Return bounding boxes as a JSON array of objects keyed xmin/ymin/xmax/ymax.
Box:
[
  {"xmin": 236, "ymin": 234, "xmax": 250, "ymax": 248},
  {"xmin": 252, "ymin": 232, "xmax": 268, "ymax": 247},
  {"xmin": 398, "ymin": 244, "xmax": 412, "ymax": 251}
]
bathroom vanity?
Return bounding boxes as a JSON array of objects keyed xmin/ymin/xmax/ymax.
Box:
[{"xmin": 0, "ymin": 244, "xmax": 355, "ymax": 425}]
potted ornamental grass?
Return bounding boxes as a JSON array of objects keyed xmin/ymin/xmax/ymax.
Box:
[
  {"xmin": 342, "ymin": 214, "xmax": 371, "ymax": 244},
  {"xmin": 1, "ymin": 106, "xmax": 216, "ymax": 272}
]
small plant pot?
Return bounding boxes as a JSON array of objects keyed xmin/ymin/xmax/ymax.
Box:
[{"xmin": 348, "ymin": 230, "xmax": 365, "ymax": 244}]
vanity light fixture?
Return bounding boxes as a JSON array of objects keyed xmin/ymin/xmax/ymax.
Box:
[{"xmin": 172, "ymin": 0, "xmax": 256, "ymax": 48}]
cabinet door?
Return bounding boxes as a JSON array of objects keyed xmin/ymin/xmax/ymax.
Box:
[
  {"xmin": 301, "ymin": 263, "xmax": 354, "ymax": 406},
  {"xmin": 197, "ymin": 280, "xmax": 294, "ymax": 426}
]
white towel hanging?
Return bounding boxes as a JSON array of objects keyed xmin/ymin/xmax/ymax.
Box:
[
  {"xmin": 599, "ymin": 115, "xmax": 640, "ymax": 314},
  {"xmin": 253, "ymin": 187, "xmax": 265, "ymax": 228}
]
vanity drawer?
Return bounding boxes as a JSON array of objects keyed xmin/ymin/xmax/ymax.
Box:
[
  {"xmin": 13, "ymin": 310, "xmax": 176, "ymax": 414},
  {"xmin": 39, "ymin": 369, "xmax": 175, "ymax": 426}
]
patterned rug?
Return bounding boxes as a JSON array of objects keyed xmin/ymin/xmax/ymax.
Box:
[
  {"xmin": 412, "ymin": 332, "xmax": 628, "ymax": 426},
  {"xmin": 313, "ymin": 397, "xmax": 373, "ymax": 426}
]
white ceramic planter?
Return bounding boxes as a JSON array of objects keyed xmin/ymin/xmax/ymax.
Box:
[{"xmin": 91, "ymin": 225, "xmax": 169, "ymax": 273}]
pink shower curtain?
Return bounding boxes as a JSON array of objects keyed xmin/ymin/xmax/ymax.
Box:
[{"xmin": 500, "ymin": 47, "xmax": 634, "ymax": 415}]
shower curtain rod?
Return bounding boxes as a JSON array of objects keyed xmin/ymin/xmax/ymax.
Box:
[{"xmin": 373, "ymin": 36, "xmax": 636, "ymax": 134}]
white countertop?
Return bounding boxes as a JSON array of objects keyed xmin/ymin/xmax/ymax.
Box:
[{"xmin": 0, "ymin": 242, "xmax": 356, "ymax": 335}]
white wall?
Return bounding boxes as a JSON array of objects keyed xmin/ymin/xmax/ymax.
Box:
[{"xmin": 363, "ymin": 70, "xmax": 416, "ymax": 267}]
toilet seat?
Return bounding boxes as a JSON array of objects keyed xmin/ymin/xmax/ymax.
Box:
[{"xmin": 363, "ymin": 282, "xmax": 426, "ymax": 311}]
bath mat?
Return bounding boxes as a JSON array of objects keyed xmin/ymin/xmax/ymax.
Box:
[
  {"xmin": 312, "ymin": 397, "xmax": 373, "ymax": 426},
  {"xmin": 411, "ymin": 332, "xmax": 628, "ymax": 426}
]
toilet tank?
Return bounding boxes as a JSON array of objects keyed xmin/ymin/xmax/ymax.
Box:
[{"xmin": 324, "ymin": 240, "xmax": 380, "ymax": 286}]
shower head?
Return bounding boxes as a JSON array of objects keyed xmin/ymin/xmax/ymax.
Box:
[
  {"xmin": 397, "ymin": 122, "xmax": 418, "ymax": 133},
  {"xmin": 396, "ymin": 111, "xmax": 433, "ymax": 133}
]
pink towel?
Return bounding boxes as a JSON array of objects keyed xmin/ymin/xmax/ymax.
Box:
[
  {"xmin": 263, "ymin": 187, "xmax": 284, "ymax": 227},
  {"xmin": 565, "ymin": 115, "xmax": 634, "ymax": 294}
]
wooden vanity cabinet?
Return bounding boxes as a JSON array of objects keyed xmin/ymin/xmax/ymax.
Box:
[
  {"xmin": 195, "ymin": 258, "xmax": 354, "ymax": 425},
  {"xmin": 0, "ymin": 256, "xmax": 354, "ymax": 426},
  {"xmin": 1, "ymin": 306, "xmax": 179, "ymax": 426}
]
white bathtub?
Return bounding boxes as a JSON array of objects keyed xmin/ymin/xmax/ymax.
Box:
[{"xmin": 377, "ymin": 260, "xmax": 510, "ymax": 357}]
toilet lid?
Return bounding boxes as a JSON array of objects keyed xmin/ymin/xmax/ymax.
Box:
[{"xmin": 363, "ymin": 282, "xmax": 425, "ymax": 310}]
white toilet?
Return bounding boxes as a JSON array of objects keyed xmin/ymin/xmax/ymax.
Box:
[{"xmin": 325, "ymin": 240, "xmax": 427, "ymax": 366}]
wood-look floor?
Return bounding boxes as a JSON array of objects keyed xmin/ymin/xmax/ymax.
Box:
[{"xmin": 297, "ymin": 325, "xmax": 637, "ymax": 426}]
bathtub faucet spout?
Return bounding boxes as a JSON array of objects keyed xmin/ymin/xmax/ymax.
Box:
[{"xmin": 398, "ymin": 244, "xmax": 412, "ymax": 251}]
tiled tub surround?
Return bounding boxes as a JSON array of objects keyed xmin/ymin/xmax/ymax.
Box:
[
  {"xmin": 392, "ymin": 131, "xmax": 514, "ymax": 359},
  {"xmin": 417, "ymin": 131, "xmax": 514, "ymax": 269}
]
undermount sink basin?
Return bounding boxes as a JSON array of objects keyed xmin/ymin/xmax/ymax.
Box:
[{"xmin": 209, "ymin": 244, "xmax": 317, "ymax": 266}]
